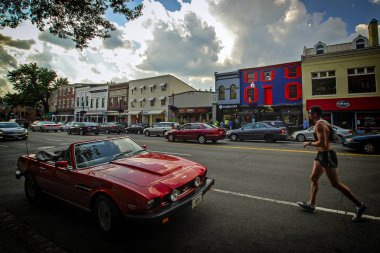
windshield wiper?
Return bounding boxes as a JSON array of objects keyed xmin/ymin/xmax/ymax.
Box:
[
  {"xmin": 111, "ymin": 150, "xmax": 132, "ymax": 161},
  {"xmin": 133, "ymin": 149, "xmax": 146, "ymax": 155}
]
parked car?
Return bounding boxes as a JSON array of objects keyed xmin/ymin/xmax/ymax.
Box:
[
  {"xmin": 343, "ymin": 133, "xmax": 380, "ymax": 154},
  {"xmin": 262, "ymin": 120, "xmax": 286, "ymax": 128},
  {"xmin": 291, "ymin": 125, "xmax": 353, "ymax": 143},
  {"xmin": 0, "ymin": 122, "xmax": 28, "ymax": 140},
  {"xmin": 67, "ymin": 122, "xmax": 100, "ymax": 135},
  {"xmin": 8, "ymin": 119, "xmax": 29, "ymax": 128},
  {"xmin": 98, "ymin": 122, "xmax": 125, "ymax": 134},
  {"xmin": 30, "ymin": 121, "xmax": 61, "ymax": 132},
  {"xmin": 15, "ymin": 136, "xmax": 214, "ymax": 234},
  {"xmin": 126, "ymin": 123, "xmax": 148, "ymax": 134},
  {"xmin": 143, "ymin": 122, "xmax": 179, "ymax": 137},
  {"xmin": 59, "ymin": 121, "xmax": 75, "ymax": 131},
  {"xmin": 164, "ymin": 123, "xmax": 226, "ymax": 144},
  {"xmin": 226, "ymin": 122, "xmax": 288, "ymax": 142}
]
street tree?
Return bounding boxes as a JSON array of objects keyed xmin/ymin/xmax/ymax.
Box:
[
  {"xmin": 7, "ymin": 63, "xmax": 61, "ymax": 113},
  {"xmin": 0, "ymin": 0, "xmax": 143, "ymax": 49}
]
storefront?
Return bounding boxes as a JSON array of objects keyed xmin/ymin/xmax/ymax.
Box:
[
  {"xmin": 176, "ymin": 107, "xmax": 212, "ymax": 124},
  {"xmin": 306, "ymin": 96, "xmax": 380, "ymax": 132},
  {"xmin": 141, "ymin": 110, "xmax": 166, "ymax": 126}
]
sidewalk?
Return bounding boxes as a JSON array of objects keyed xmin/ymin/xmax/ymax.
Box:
[{"xmin": 0, "ymin": 208, "xmax": 66, "ymax": 253}]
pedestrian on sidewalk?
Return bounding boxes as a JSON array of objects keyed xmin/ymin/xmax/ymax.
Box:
[{"xmin": 297, "ymin": 105, "xmax": 366, "ymax": 222}]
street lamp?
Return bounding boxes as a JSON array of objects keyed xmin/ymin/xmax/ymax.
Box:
[{"xmin": 250, "ymin": 82, "xmax": 255, "ymax": 123}]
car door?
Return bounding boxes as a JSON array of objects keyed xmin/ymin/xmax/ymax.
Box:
[
  {"xmin": 254, "ymin": 122, "xmax": 270, "ymax": 140},
  {"xmin": 152, "ymin": 123, "xmax": 161, "ymax": 135},
  {"xmin": 240, "ymin": 123, "xmax": 255, "ymax": 140},
  {"xmin": 176, "ymin": 124, "xmax": 191, "ymax": 140},
  {"xmin": 306, "ymin": 127, "xmax": 315, "ymax": 140}
]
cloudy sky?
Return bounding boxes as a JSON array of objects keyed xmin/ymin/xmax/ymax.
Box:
[{"xmin": 0, "ymin": 0, "xmax": 379, "ymax": 96}]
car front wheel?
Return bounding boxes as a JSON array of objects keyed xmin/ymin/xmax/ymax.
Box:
[
  {"xmin": 198, "ymin": 135, "xmax": 206, "ymax": 144},
  {"xmin": 336, "ymin": 135, "xmax": 343, "ymax": 144},
  {"xmin": 25, "ymin": 174, "xmax": 40, "ymax": 203},
  {"xmin": 168, "ymin": 134, "xmax": 175, "ymax": 142},
  {"xmin": 296, "ymin": 134, "xmax": 306, "ymax": 142},
  {"xmin": 362, "ymin": 142, "xmax": 376, "ymax": 154},
  {"xmin": 94, "ymin": 195, "xmax": 121, "ymax": 235},
  {"xmin": 144, "ymin": 130, "xmax": 150, "ymax": 137}
]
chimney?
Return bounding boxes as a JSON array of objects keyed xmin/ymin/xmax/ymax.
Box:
[{"xmin": 368, "ymin": 18, "xmax": 379, "ymax": 47}]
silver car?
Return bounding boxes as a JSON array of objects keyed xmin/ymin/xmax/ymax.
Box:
[
  {"xmin": 143, "ymin": 122, "xmax": 179, "ymax": 137},
  {"xmin": 30, "ymin": 121, "xmax": 61, "ymax": 132},
  {"xmin": 0, "ymin": 122, "xmax": 28, "ymax": 140},
  {"xmin": 291, "ymin": 125, "xmax": 353, "ymax": 143}
]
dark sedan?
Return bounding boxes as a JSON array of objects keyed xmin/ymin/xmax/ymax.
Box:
[
  {"xmin": 343, "ymin": 133, "xmax": 380, "ymax": 154},
  {"xmin": 126, "ymin": 123, "xmax": 148, "ymax": 134},
  {"xmin": 164, "ymin": 123, "xmax": 226, "ymax": 144},
  {"xmin": 67, "ymin": 122, "xmax": 100, "ymax": 135},
  {"xmin": 98, "ymin": 122, "xmax": 124, "ymax": 134},
  {"xmin": 226, "ymin": 122, "xmax": 288, "ymax": 142}
]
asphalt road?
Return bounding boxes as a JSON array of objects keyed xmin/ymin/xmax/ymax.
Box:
[{"xmin": 0, "ymin": 131, "xmax": 379, "ymax": 253}]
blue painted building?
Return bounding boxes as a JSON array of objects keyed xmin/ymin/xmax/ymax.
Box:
[{"xmin": 239, "ymin": 61, "xmax": 303, "ymax": 128}]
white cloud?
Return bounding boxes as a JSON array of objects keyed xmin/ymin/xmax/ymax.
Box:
[{"xmin": 369, "ymin": 0, "xmax": 380, "ymax": 4}]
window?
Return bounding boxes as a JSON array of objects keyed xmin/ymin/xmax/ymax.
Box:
[
  {"xmin": 285, "ymin": 83, "xmax": 301, "ymax": 100},
  {"xmin": 161, "ymin": 97, "xmax": 166, "ymax": 106},
  {"xmin": 219, "ymin": 86, "xmax": 225, "ymax": 100},
  {"xmin": 316, "ymin": 45, "xmax": 324, "ymax": 54},
  {"xmin": 243, "ymin": 71, "xmax": 257, "ymax": 83},
  {"xmin": 285, "ymin": 66, "xmax": 301, "ymax": 79},
  {"xmin": 230, "ymin": 84, "xmax": 237, "ymax": 99},
  {"xmin": 76, "ymin": 97, "xmax": 79, "ymax": 107},
  {"xmin": 311, "ymin": 71, "xmax": 336, "ymax": 95},
  {"xmin": 348, "ymin": 67, "xmax": 376, "ymax": 93},
  {"xmin": 356, "ymin": 39, "xmax": 365, "ymax": 49},
  {"xmin": 123, "ymin": 96, "xmax": 127, "ymax": 105},
  {"xmin": 109, "ymin": 98, "xmax": 113, "ymax": 107},
  {"xmin": 261, "ymin": 70, "xmax": 275, "ymax": 81},
  {"xmin": 150, "ymin": 98, "xmax": 155, "ymax": 106},
  {"xmin": 96, "ymin": 99, "xmax": 99, "ymax": 108},
  {"xmin": 247, "ymin": 88, "xmax": 254, "ymax": 102},
  {"xmin": 131, "ymin": 100, "xmax": 135, "ymax": 107},
  {"xmin": 90, "ymin": 99, "xmax": 94, "ymax": 108},
  {"xmin": 86, "ymin": 96, "xmax": 89, "ymax": 106},
  {"xmin": 102, "ymin": 98, "xmax": 105, "ymax": 108},
  {"xmin": 150, "ymin": 84, "xmax": 156, "ymax": 92},
  {"xmin": 243, "ymin": 86, "xmax": 258, "ymax": 103},
  {"xmin": 160, "ymin": 83, "xmax": 167, "ymax": 91}
]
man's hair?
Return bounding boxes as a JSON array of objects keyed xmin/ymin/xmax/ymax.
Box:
[{"xmin": 309, "ymin": 106, "xmax": 323, "ymax": 117}]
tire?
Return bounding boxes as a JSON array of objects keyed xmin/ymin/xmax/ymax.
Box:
[
  {"xmin": 40, "ymin": 128, "xmax": 43, "ymax": 132},
  {"xmin": 362, "ymin": 142, "xmax": 376, "ymax": 154},
  {"xmin": 168, "ymin": 134, "xmax": 175, "ymax": 142},
  {"xmin": 68, "ymin": 130, "xmax": 71, "ymax": 135},
  {"xmin": 54, "ymin": 130, "xmax": 58, "ymax": 132},
  {"xmin": 105, "ymin": 129, "xmax": 109, "ymax": 134},
  {"xmin": 79, "ymin": 129, "xmax": 84, "ymax": 136},
  {"xmin": 296, "ymin": 134, "xmax": 306, "ymax": 142},
  {"xmin": 198, "ymin": 135, "xmax": 206, "ymax": 144},
  {"xmin": 94, "ymin": 195, "xmax": 121, "ymax": 235},
  {"xmin": 336, "ymin": 135, "xmax": 343, "ymax": 144},
  {"xmin": 212, "ymin": 140, "xmax": 217, "ymax": 143},
  {"xmin": 264, "ymin": 134, "xmax": 274, "ymax": 143},
  {"xmin": 163, "ymin": 130, "xmax": 167, "ymax": 136},
  {"xmin": 230, "ymin": 134, "xmax": 238, "ymax": 142},
  {"xmin": 31, "ymin": 128, "xmax": 35, "ymax": 132},
  {"xmin": 95, "ymin": 132, "xmax": 99, "ymax": 136},
  {"xmin": 144, "ymin": 130, "xmax": 150, "ymax": 137},
  {"xmin": 24, "ymin": 173, "xmax": 40, "ymax": 203}
]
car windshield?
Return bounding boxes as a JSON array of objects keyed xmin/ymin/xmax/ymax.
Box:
[
  {"xmin": 0, "ymin": 123, "xmax": 20, "ymax": 128},
  {"xmin": 74, "ymin": 138, "xmax": 145, "ymax": 169}
]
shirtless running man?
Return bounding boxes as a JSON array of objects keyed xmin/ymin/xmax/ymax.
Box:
[{"xmin": 297, "ymin": 106, "xmax": 366, "ymax": 222}]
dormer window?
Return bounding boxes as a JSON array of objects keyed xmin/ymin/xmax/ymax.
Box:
[
  {"xmin": 356, "ymin": 39, "xmax": 365, "ymax": 49},
  {"xmin": 316, "ymin": 45, "xmax": 324, "ymax": 54}
]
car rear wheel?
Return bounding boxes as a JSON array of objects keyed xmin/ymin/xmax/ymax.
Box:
[
  {"xmin": 67, "ymin": 130, "xmax": 71, "ymax": 135},
  {"xmin": 105, "ymin": 129, "xmax": 109, "ymax": 134},
  {"xmin": 168, "ymin": 134, "xmax": 175, "ymax": 142},
  {"xmin": 336, "ymin": 135, "xmax": 343, "ymax": 144},
  {"xmin": 79, "ymin": 129, "xmax": 84, "ymax": 136},
  {"xmin": 40, "ymin": 128, "xmax": 43, "ymax": 132},
  {"xmin": 296, "ymin": 134, "xmax": 306, "ymax": 142},
  {"xmin": 362, "ymin": 142, "xmax": 376, "ymax": 154},
  {"xmin": 144, "ymin": 130, "xmax": 150, "ymax": 137},
  {"xmin": 25, "ymin": 174, "xmax": 40, "ymax": 203},
  {"xmin": 264, "ymin": 134, "xmax": 274, "ymax": 143},
  {"xmin": 198, "ymin": 135, "xmax": 206, "ymax": 144},
  {"xmin": 94, "ymin": 195, "xmax": 121, "ymax": 235},
  {"xmin": 230, "ymin": 134, "xmax": 238, "ymax": 141},
  {"xmin": 31, "ymin": 128, "xmax": 35, "ymax": 132}
]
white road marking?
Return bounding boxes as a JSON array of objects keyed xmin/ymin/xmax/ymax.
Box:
[
  {"xmin": 37, "ymin": 146, "xmax": 55, "ymax": 149},
  {"xmin": 0, "ymin": 145, "xmax": 8, "ymax": 147},
  {"xmin": 46, "ymin": 139, "xmax": 63, "ymax": 142},
  {"xmin": 150, "ymin": 150, "xmax": 192, "ymax": 157},
  {"xmin": 213, "ymin": 188, "xmax": 380, "ymax": 221}
]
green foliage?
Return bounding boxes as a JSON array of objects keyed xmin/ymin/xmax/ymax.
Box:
[
  {"xmin": 0, "ymin": 0, "xmax": 143, "ymax": 49},
  {"xmin": 7, "ymin": 63, "xmax": 63, "ymax": 112}
]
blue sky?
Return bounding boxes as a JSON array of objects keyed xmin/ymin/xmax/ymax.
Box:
[{"xmin": 1, "ymin": 0, "xmax": 379, "ymax": 94}]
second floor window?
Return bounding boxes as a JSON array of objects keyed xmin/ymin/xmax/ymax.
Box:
[
  {"xmin": 102, "ymin": 98, "xmax": 105, "ymax": 108},
  {"xmin": 348, "ymin": 67, "xmax": 376, "ymax": 93},
  {"xmin": 230, "ymin": 84, "xmax": 237, "ymax": 99},
  {"xmin": 316, "ymin": 45, "xmax": 324, "ymax": 54},
  {"xmin": 219, "ymin": 86, "xmax": 225, "ymax": 100},
  {"xmin": 311, "ymin": 71, "xmax": 336, "ymax": 95}
]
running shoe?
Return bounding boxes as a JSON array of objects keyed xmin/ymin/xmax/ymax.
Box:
[
  {"xmin": 297, "ymin": 201, "xmax": 315, "ymax": 213},
  {"xmin": 352, "ymin": 203, "xmax": 366, "ymax": 222}
]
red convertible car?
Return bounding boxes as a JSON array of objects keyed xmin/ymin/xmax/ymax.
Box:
[
  {"xmin": 15, "ymin": 137, "xmax": 214, "ymax": 234},
  {"xmin": 164, "ymin": 123, "xmax": 226, "ymax": 144}
]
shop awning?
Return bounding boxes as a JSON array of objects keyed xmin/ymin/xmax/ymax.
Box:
[
  {"xmin": 149, "ymin": 84, "xmax": 156, "ymax": 88},
  {"xmin": 159, "ymin": 96, "xmax": 166, "ymax": 100},
  {"xmin": 148, "ymin": 97, "xmax": 155, "ymax": 101},
  {"xmin": 127, "ymin": 111, "xmax": 142, "ymax": 115},
  {"xmin": 144, "ymin": 110, "xmax": 165, "ymax": 115},
  {"xmin": 137, "ymin": 98, "xmax": 145, "ymax": 102}
]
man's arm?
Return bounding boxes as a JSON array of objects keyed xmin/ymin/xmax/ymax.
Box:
[{"xmin": 303, "ymin": 122, "xmax": 328, "ymax": 148}]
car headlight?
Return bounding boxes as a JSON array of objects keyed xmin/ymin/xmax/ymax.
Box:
[
  {"xmin": 24, "ymin": 129, "xmax": 28, "ymax": 133},
  {"xmin": 170, "ymin": 189, "xmax": 181, "ymax": 202},
  {"xmin": 194, "ymin": 176, "xmax": 201, "ymax": 187}
]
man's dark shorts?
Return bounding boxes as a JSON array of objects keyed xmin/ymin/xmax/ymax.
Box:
[{"xmin": 315, "ymin": 150, "xmax": 338, "ymax": 169}]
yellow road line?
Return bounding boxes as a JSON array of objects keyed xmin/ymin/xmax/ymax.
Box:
[{"xmin": 141, "ymin": 139, "xmax": 380, "ymax": 158}]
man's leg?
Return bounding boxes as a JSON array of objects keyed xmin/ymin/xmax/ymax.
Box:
[
  {"xmin": 323, "ymin": 167, "xmax": 361, "ymax": 207},
  {"xmin": 309, "ymin": 160, "xmax": 324, "ymax": 206}
]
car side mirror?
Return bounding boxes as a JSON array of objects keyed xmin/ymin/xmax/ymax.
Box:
[
  {"xmin": 142, "ymin": 144, "xmax": 148, "ymax": 150},
  {"xmin": 55, "ymin": 160, "xmax": 68, "ymax": 168}
]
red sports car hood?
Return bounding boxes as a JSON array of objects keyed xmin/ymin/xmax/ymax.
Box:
[{"xmin": 91, "ymin": 152, "xmax": 201, "ymax": 187}]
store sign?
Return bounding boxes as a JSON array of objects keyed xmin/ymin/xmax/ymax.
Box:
[
  {"xmin": 336, "ymin": 100, "xmax": 350, "ymax": 108},
  {"xmin": 218, "ymin": 104, "xmax": 239, "ymax": 110}
]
